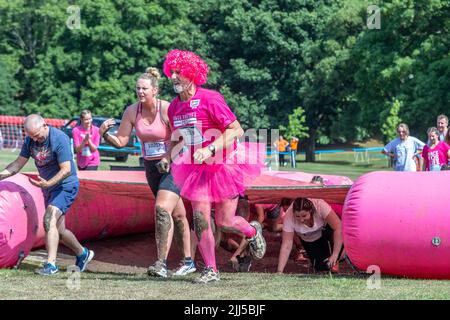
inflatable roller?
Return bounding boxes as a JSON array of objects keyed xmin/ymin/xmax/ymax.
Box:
[
  {"xmin": 0, "ymin": 174, "xmax": 45, "ymax": 268},
  {"xmin": 343, "ymin": 171, "xmax": 450, "ymax": 279},
  {"xmin": 1, "ymin": 170, "xmax": 351, "ymax": 269},
  {"xmin": 0, "ymin": 172, "xmax": 156, "ymax": 268}
]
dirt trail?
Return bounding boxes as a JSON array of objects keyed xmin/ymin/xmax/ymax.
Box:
[{"xmin": 28, "ymin": 231, "xmax": 353, "ymax": 275}]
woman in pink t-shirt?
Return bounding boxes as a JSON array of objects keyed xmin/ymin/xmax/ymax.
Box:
[
  {"xmin": 163, "ymin": 49, "xmax": 266, "ymax": 283},
  {"xmin": 422, "ymin": 127, "xmax": 450, "ymax": 171},
  {"xmin": 277, "ymin": 197, "xmax": 344, "ymax": 273},
  {"xmin": 72, "ymin": 110, "xmax": 100, "ymax": 170}
]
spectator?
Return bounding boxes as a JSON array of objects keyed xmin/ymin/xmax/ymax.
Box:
[
  {"xmin": 72, "ymin": 110, "xmax": 101, "ymax": 171},
  {"xmin": 422, "ymin": 127, "xmax": 450, "ymax": 171},
  {"xmin": 274, "ymin": 135, "xmax": 289, "ymax": 166},
  {"xmin": 277, "ymin": 197, "xmax": 344, "ymax": 273},
  {"xmin": 289, "ymin": 136, "xmax": 299, "ymax": 167},
  {"xmin": 444, "ymin": 129, "xmax": 450, "ymax": 159},
  {"xmin": 436, "ymin": 114, "xmax": 448, "ymax": 142},
  {"xmin": 382, "ymin": 123, "xmax": 425, "ymax": 171}
]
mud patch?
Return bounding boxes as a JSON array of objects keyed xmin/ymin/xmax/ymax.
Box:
[{"xmin": 30, "ymin": 231, "xmax": 354, "ymax": 275}]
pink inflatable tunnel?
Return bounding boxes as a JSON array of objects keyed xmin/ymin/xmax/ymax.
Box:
[
  {"xmin": 343, "ymin": 171, "xmax": 450, "ymax": 279},
  {"xmin": 0, "ymin": 174, "xmax": 46, "ymax": 268},
  {"xmin": 1, "ymin": 170, "xmax": 352, "ymax": 269},
  {"xmin": 0, "ymin": 172, "xmax": 156, "ymax": 268}
]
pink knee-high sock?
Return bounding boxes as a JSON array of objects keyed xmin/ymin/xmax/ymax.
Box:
[
  {"xmin": 227, "ymin": 216, "xmax": 256, "ymax": 238},
  {"xmin": 197, "ymin": 226, "xmax": 217, "ymax": 272}
]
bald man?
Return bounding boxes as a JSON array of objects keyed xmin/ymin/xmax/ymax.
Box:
[{"xmin": 0, "ymin": 114, "xmax": 94, "ymax": 275}]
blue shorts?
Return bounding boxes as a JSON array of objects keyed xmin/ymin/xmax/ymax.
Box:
[{"xmin": 43, "ymin": 183, "xmax": 79, "ymax": 214}]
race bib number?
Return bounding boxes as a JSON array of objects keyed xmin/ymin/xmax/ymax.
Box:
[
  {"xmin": 82, "ymin": 146, "xmax": 92, "ymax": 157},
  {"xmin": 144, "ymin": 142, "xmax": 167, "ymax": 157},
  {"xmin": 179, "ymin": 127, "xmax": 205, "ymax": 146}
]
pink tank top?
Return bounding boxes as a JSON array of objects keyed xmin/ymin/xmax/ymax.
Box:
[{"xmin": 135, "ymin": 100, "xmax": 171, "ymax": 160}]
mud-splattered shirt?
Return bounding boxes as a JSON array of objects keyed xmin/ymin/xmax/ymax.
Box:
[{"xmin": 20, "ymin": 126, "xmax": 78, "ymax": 190}]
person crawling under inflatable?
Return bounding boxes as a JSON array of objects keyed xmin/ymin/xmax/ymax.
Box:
[{"xmin": 276, "ymin": 197, "xmax": 345, "ymax": 274}]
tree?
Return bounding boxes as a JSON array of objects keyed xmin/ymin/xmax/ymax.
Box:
[
  {"xmin": 353, "ymin": 0, "xmax": 450, "ymax": 140},
  {"xmin": 0, "ymin": 0, "xmax": 204, "ymax": 118},
  {"xmin": 0, "ymin": 58, "xmax": 19, "ymax": 115},
  {"xmin": 381, "ymin": 99, "xmax": 402, "ymax": 143},
  {"xmin": 279, "ymin": 106, "xmax": 309, "ymax": 141},
  {"xmin": 190, "ymin": 0, "xmax": 368, "ymax": 161}
]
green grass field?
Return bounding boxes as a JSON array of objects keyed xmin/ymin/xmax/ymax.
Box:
[
  {"xmin": 1, "ymin": 269, "xmax": 450, "ymax": 300},
  {"xmin": 2, "ymin": 148, "xmax": 449, "ymax": 300}
]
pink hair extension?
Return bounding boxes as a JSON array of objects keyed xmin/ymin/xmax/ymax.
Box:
[{"xmin": 163, "ymin": 49, "xmax": 209, "ymax": 86}]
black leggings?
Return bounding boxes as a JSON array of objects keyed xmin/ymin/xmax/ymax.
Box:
[
  {"xmin": 300, "ymin": 225, "xmax": 344, "ymax": 271},
  {"xmin": 143, "ymin": 159, "xmax": 180, "ymax": 197}
]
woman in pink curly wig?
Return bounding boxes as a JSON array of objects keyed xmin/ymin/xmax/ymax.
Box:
[{"xmin": 163, "ymin": 49, "xmax": 267, "ymax": 284}]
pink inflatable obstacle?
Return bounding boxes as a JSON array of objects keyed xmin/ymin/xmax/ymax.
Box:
[
  {"xmin": 0, "ymin": 174, "xmax": 46, "ymax": 268},
  {"xmin": 250, "ymin": 171, "xmax": 352, "ymax": 216},
  {"xmin": 343, "ymin": 171, "xmax": 450, "ymax": 279},
  {"xmin": 1, "ymin": 170, "xmax": 352, "ymax": 268},
  {"xmin": 0, "ymin": 172, "xmax": 155, "ymax": 268}
]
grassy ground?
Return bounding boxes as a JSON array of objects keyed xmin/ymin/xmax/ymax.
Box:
[
  {"xmin": 3, "ymin": 148, "xmax": 448, "ymax": 300},
  {"xmin": 277, "ymin": 151, "xmax": 390, "ymax": 181},
  {"xmin": 1, "ymin": 269, "xmax": 449, "ymax": 300}
]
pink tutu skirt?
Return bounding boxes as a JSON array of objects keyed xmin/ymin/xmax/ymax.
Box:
[{"xmin": 171, "ymin": 142, "xmax": 266, "ymax": 203}]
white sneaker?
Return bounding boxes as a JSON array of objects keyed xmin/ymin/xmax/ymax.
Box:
[
  {"xmin": 173, "ymin": 259, "xmax": 196, "ymax": 276},
  {"xmin": 193, "ymin": 267, "xmax": 220, "ymax": 284},
  {"xmin": 247, "ymin": 221, "xmax": 266, "ymax": 260},
  {"xmin": 147, "ymin": 260, "xmax": 168, "ymax": 278}
]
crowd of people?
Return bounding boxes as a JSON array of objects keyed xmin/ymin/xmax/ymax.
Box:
[
  {"xmin": 274, "ymin": 135, "xmax": 299, "ymax": 167},
  {"xmin": 0, "ymin": 50, "xmax": 270, "ymax": 284},
  {"xmin": 382, "ymin": 115, "xmax": 450, "ymax": 172},
  {"xmin": 5, "ymin": 49, "xmax": 442, "ymax": 283}
]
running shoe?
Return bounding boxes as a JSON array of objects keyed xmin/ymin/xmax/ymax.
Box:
[
  {"xmin": 247, "ymin": 221, "xmax": 266, "ymax": 260},
  {"xmin": 193, "ymin": 267, "xmax": 220, "ymax": 284},
  {"xmin": 35, "ymin": 263, "xmax": 59, "ymax": 276},
  {"xmin": 173, "ymin": 259, "xmax": 196, "ymax": 276},
  {"xmin": 75, "ymin": 247, "xmax": 94, "ymax": 272},
  {"xmin": 147, "ymin": 260, "xmax": 168, "ymax": 278},
  {"xmin": 236, "ymin": 255, "xmax": 252, "ymax": 272}
]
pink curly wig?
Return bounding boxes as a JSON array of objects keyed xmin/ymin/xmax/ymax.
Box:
[{"xmin": 163, "ymin": 49, "xmax": 209, "ymax": 86}]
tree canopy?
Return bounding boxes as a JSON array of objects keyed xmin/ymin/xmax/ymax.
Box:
[{"xmin": 1, "ymin": 0, "xmax": 448, "ymax": 161}]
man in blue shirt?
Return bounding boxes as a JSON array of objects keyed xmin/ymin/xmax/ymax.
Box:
[{"xmin": 0, "ymin": 114, "xmax": 94, "ymax": 275}]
